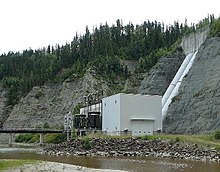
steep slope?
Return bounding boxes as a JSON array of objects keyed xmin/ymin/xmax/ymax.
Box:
[
  {"xmin": 137, "ymin": 49, "xmax": 185, "ymax": 95},
  {"xmin": 163, "ymin": 37, "xmax": 220, "ymax": 134},
  {"xmin": 1, "ymin": 48, "xmax": 185, "ymax": 129},
  {"xmin": 0, "ymin": 84, "xmax": 6, "ymax": 127},
  {"xmin": 0, "ymin": 84, "xmax": 13, "ymax": 128},
  {"xmin": 3, "ymin": 70, "xmax": 108, "ymax": 129}
]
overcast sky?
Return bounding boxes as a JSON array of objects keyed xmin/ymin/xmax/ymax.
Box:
[{"xmin": 0, "ymin": 0, "xmax": 219, "ymax": 54}]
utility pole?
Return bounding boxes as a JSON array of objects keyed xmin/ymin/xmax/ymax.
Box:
[{"xmin": 64, "ymin": 112, "xmax": 73, "ymax": 142}]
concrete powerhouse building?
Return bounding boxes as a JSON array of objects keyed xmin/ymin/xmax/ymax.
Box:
[{"xmin": 102, "ymin": 93, "xmax": 162, "ymax": 136}]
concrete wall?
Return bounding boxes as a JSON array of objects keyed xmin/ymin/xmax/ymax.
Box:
[
  {"xmin": 102, "ymin": 93, "xmax": 162, "ymax": 135},
  {"xmin": 120, "ymin": 94, "xmax": 162, "ymax": 134},
  {"xmin": 181, "ymin": 26, "xmax": 209, "ymax": 55},
  {"xmin": 102, "ymin": 94, "xmax": 120, "ymax": 133}
]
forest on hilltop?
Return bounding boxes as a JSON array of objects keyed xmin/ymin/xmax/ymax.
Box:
[{"xmin": 0, "ymin": 15, "xmax": 219, "ymax": 106}]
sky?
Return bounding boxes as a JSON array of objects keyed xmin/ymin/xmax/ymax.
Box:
[{"xmin": 0, "ymin": 0, "xmax": 219, "ymax": 54}]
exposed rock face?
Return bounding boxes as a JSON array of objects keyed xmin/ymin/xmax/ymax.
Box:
[
  {"xmin": 0, "ymin": 84, "xmax": 12, "ymax": 128},
  {"xmin": 137, "ymin": 49, "xmax": 185, "ymax": 95},
  {"xmin": 3, "ymin": 70, "xmax": 108, "ymax": 129},
  {"xmin": 1, "ymin": 26, "xmax": 218, "ymax": 136},
  {"xmin": 163, "ymin": 37, "xmax": 220, "ymax": 134},
  {"xmin": 0, "ymin": 84, "xmax": 5, "ymax": 127}
]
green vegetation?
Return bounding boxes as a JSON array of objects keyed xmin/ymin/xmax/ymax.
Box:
[
  {"xmin": 15, "ymin": 133, "xmax": 66, "ymax": 144},
  {"xmin": 2, "ymin": 76, "xmax": 23, "ymax": 105},
  {"xmin": 0, "ymin": 16, "xmax": 217, "ymax": 105},
  {"xmin": 14, "ymin": 131, "xmax": 220, "ymax": 149},
  {"xmin": 175, "ymin": 137, "xmax": 180, "ymax": 142},
  {"xmin": 142, "ymin": 134, "xmax": 220, "ymax": 148},
  {"xmin": 43, "ymin": 122, "xmax": 50, "ymax": 129},
  {"xmin": 141, "ymin": 135, "xmax": 154, "ymax": 140},
  {"xmin": 210, "ymin": 16, "xmax": 220, "ymax": 37},
  {"xmin": 0, "ymin": 19, "xmax": 197, "ymax": 105},
  {"xmin": 73, "ymin": 103, "xmax": 81, "ymax": 114},
  {"xmin": 15, "ymin": 133, "xmax": 39, "ymax": 143},
  {"xmin": 82, "ymin": 137, "xmax": 92, "ymax": 149},
  {"xmin": 34, "ymin": 91, "xmax": 44, "ymax": 99},
  {"xmin": 196, "ymin": 16, "xmax": 211, "ymax": 30},
  {"xmin": 141, "ymin": 134, "xmax": 180, "ymax": 143},
  {"xmin": 138, "ymin": 45, "xmax": 178, "ymax": 72},
  {"xmin": 214, "ymin": 130, "xmax": 220, "ymax": 140},
  {"xmin": 44, "ymin": 133, "xmax": 66, "ymax": 144},
  {"xmin": 0, "ymin": 159, "xmax": 39, "ymax": 171}
]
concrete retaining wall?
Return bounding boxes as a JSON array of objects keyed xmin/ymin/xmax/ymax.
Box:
[{"xmin": 181, "ymin": 26, "xmax": 209, "ymax": 54}]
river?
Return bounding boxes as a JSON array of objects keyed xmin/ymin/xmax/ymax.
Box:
[{"xmin": 0, "ymin": 146, "xmax": 220, "ymax": 172}]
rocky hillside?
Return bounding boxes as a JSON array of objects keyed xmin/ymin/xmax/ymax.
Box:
[
  {"xmin": 163, "ymin": 36, "xmax": 220, "ymax": 134},
  {"xmin": 2, "ymin": 30, "xmax": 219, "ymax": 135},
  {"xmin": 0, "ymin": 84, "xmax": 6, "ymax": 127},
  {"xmin": 0, "ymin": 84, "xmax": 13, "ymax": 128},
  {"xmin": 137, "ymin": 49, "xmax": 185, "ymax": 95},
  {"xmin": 2, "ymin": 69, "xmax": 108, "ymax": 129},
  {"xmin": 0, "ymin": 49, "xmax": 184, "ymax": 130}
]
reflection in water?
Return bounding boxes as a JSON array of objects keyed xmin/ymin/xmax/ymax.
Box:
[{"xmin": 0, "ymin": 147, "xmax": 219, "ymax": 172}]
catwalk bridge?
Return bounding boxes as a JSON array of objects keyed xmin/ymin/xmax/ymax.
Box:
[{"xmin": 0, "ymin": 128, "xmax": 63, "ymax": 146}]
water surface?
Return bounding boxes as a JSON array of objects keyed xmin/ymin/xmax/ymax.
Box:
[{"xmin": 0, "ymin": 146, "xmax": 219, "ymax": 172}]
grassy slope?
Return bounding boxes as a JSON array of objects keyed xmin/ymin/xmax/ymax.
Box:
[
  {"xmin": 0, "ymin": 159, "xmax": 39, "ymax": 171},
  {"xmin": 145, "ymin": 134, "xmax": 220, "ymax": 149}
]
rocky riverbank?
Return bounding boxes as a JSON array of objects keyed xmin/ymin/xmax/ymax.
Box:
[
  {"xmin": 41, "ymin": 137, "xmax": 220, "ymax": 162},
  {"xmin": 4, "ymin": 161, "xmax": 127, "ymax": 172}
]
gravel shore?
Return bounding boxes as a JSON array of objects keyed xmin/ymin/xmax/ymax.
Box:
[{"xmin": 5, "ymin": 161, "xmax": 128, "ymax": 172}]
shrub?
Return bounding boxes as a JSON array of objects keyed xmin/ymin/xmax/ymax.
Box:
[
  {"xmin": 82, "ymin": 137, "xmax": 92, "ymax": 149},
  {"xmin": 73, "ymin": 104, "xmax": 81, "ymax": 114},
  {"xmin": 214, "ymin": 130, "xmax": 220, "ymax": 140},
  {"xmin": 141, "ymin": 135, "xmax": 149, "ymax": 140},
  {"xmin": 15, "ymin": 134, "xmax": 39, "ymax": 143},
  {"xmin": 34, "ymin": 91, "xmax": 44, "ymax": 99},
  {"xmin": 43, "ymin": 122, "xmax": 50, "ymax": 129},
  {"xmin": 44, "ymin": 133, "xmax": 66, "ymax": 143},
  {"xmin": 210, "ymin": 17, "xmax": 220, "ymax": 37},
  {"xmin": 141, "ymin": 135, "xmax": 156, "ymax": 140},
  {"xmin": 175, "ymin": 137, "xmax": 180, "ymax": 142}
]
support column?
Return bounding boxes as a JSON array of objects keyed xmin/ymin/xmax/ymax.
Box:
[
  {"xmin": 70, "ymin": 130, "xmax": 73, "ymax": 139},
  {"xmin": 9, "ymin": 133, "xmax": 13, "ymax": 147},
  {"xmin": 67, "ymin": 131, "xmax": 70, "ymax": 142},
  {"xmin": 39, "ymin": 133, "xmax": 43, "ymax": 144}
]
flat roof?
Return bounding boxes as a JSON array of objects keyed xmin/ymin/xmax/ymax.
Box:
[{"xmin": 103, "ymin": 93, "xmax": 162, "ymax": 100}]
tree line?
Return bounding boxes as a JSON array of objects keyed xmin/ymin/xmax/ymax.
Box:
[{"xmin": 0, "ymin": 16, "xmax": 216, "ymax": 105}]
